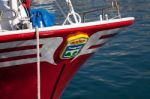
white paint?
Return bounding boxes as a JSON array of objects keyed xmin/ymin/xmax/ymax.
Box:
[
  {"xmin": 0, "ymin": 0, "xmax": 12, "ymax": 30},
  {"xmin": 0, "ymin": 58, "xmax": 37, "ymax": 68},
  {"xmin": 0, "ymin": 37, "xmax": 63, "ymax": 67},
  {"xmin": 10, "ymin": 0, "xmax": 19, "ymax": 27},
  {"xmin": 0, "ymin": 29, "xmax": 119, "ymax": 68},
  {"xmin": 0, "ymin": 40, "xmax": 38, "ymax": 49},
  {"xmin": 74, "ymin": 28, "xmax": 119, "ymax": 59},
  {"xmin": 0, "ymin": 49, "xmax": 36, "ymax": 58},
  {"xmin": 40, "ymin": 37, "xmax": 63, "ymax": 65},
  {"xmin": 0, "ymin": 17, "xmax": 134, "ymax": 36}
]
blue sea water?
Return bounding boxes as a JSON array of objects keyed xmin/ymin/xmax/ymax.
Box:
[{"xmin": 62, "ymin": 0, "xmax": 150, "ymax": 99}]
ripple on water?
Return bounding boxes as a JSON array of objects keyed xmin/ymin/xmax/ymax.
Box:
[{"xmin": 62, "ymin": 0, "xmax": 150, "ymax": 99}]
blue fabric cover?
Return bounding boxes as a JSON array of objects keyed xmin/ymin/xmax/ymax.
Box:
[{"xmin": 30, "ymin": 8, "xmax": 55, "ymax": 28}]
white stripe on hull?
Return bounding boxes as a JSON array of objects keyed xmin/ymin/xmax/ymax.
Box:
[
  {"xmin": 0, "ymin": 29, "xmax": 119, "ymax": 68},
  {"xmin": 0, "ymin": 58, "xmax": 38, "ymax": 68},
  {"xmin": 0, "ymin": 49, "xmax": 37, "ymax": 59},
  {"xmin": 0, "ymin": 37, "xmax": 63, "ymax": 67}
]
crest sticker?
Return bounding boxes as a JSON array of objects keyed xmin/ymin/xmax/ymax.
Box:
[{"xmin": 61, "ymin": 32, "xmax": 89, "ymax": 59}]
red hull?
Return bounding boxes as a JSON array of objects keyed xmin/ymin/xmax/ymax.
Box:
[{"xmin": 0, "ymin": 18, "xmax": 134, "ymax": 99}]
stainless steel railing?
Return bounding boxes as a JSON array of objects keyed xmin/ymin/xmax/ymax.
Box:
[{"xmin": 80, "ymin": 0, "xmax": 121, "ymax": 22}]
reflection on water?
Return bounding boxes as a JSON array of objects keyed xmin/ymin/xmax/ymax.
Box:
[{"xmin": 62, "ymin": 0, "xmax": 150, "ymax": 99}]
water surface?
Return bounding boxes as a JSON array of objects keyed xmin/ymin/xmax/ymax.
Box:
[{"xmin": 62, "ymin": 0, "xmax": 150, "ymax": 99}]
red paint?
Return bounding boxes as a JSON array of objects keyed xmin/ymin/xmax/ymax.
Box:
[
  {"xmin": 100, "ymin": 33, "xmax": 117, "ymax": 39},
  {"xmin": 89, "ymin": 43, "xmax": 105, "ymax": 49},
  {"xmin": 0, "ymin": 54, "xmax": 37, "ymax": 62},
  {"xmin": 0, "ymin": 19, "xmax": 134, "ymax": 99},
  {"xmin": 0, "ymin": 45, "xmax": 42, "ymax": 53},
  {"xmin": 23, "ymin": 0, "xmax": 31, "ymax": 9},
  {"xmin": 0, "ymin": 19, "xmax": 134, "ymax": 43}
]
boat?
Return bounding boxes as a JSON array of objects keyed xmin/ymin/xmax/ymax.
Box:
[{"xmin": 0, "ymin": 0, "xmax": 134, "ymax": 99}]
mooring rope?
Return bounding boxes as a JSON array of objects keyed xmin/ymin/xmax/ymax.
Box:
[{"xmin": 36, "ymin": 27, "xmax": 41, "ymax": 99}]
